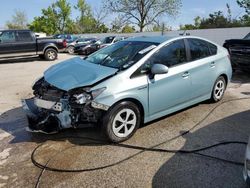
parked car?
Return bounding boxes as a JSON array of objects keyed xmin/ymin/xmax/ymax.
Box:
[
  {"xmin": 223, "ymin": 32, "xmax": 250, "ymax": 71},
  {"xmin": 0, "ymin": 30, "xmax": 66, "ymax": 61},
  {"xmin": 53, "ymin": 34, "xmax": 77, "ymax": 43},
  {"xmin": 67, "ymin": 38, "xmax": 98, "ymax": 54},
  {"xmin": 98, "ymin": 36, "xmax": 126, "ymax": 48},
  {"xmin": 22, "ymin": 36, "xmax": 232, "ymax": 142},
  {"xmin": 244, "ymin": 137, "xmax": 250, "ymax": 186},
  {"xmin": 74, "ymin": 38, "xmax": 100, "ymax": 55}
]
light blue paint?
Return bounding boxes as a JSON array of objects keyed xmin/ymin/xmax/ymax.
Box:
[{"xmin": 44, "ymin": 57, "xmax": 118, "ymax": 91}]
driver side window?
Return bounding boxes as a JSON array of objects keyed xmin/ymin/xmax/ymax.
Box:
[
  {"xmin": 148, "ymin": 39, "xmax": 187, "ymax": 67},
  {"xmin": 130, "ymin": 39, "xmax": 187, "ymax": 78},
  {"xmin": 0, "ymin": 31, "xmax": 16, "ymax": 43}
]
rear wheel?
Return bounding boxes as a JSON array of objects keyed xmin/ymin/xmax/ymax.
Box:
[
  {"xmin": 102, "ymin": 101, "xmax": 141, "ymax": 143},
  {"xmin": 210, "ymin": 76, "xmax": 226, "ymax": 102},
  {"xmin": 44, "ymin": 48, "xmax": 57, "ymax": 61},
  {"xmin": 85, "ymin": 48, "xmax": 91, "ymax": 55}
]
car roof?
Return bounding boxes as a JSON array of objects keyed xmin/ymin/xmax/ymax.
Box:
[
  {"xmin": 0, "ymin": 29, "xmax": 31, "ymax": 32},
  {"xmin": 125, "ymin": 36, "xmax": 177, "ymax": 44}
]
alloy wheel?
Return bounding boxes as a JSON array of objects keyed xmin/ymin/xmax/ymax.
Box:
[
  {"xmin": 48, "ymin": 51, "xmax": 56, "ymax": 60},
  {"xmin": 214, "ymin": 80, "xmax": 225, "ymax": 100},
  {"xmin": 112, "ymin": 108, "xmax": 137, "ymax": 138}
]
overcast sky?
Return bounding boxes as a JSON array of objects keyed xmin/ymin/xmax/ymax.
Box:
[{"xmin": 0, "ymin": 0, "xmax": 245, "ymax": 30}]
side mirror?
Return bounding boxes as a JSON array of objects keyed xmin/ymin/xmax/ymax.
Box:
[{"xmin": 151, "ymin": 64, "xmax": 169, "ymax": 75}]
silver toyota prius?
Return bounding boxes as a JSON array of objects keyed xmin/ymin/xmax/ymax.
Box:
[{"xmin": 22, "ymin": 36, "xmax": 232, "ymax": 142}]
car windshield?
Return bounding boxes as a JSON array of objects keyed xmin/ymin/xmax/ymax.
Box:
[
  {"xmin": 244, "ymin": 33, "xmax": 250, "ymax": 39},
  {"xmin": 101, "ymin": 36, "xmax": 115, "ymax": 44},
  {"xmin": 85, "ymin": 41, "xmax": 158, "ymax": 70}
]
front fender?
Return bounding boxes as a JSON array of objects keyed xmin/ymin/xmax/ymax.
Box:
[{"xmin": 94, "ymin": 92, "xmax": 148, "ymax": 122}]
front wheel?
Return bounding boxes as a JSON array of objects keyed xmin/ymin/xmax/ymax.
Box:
[
  {"xmin": 210, "ymin": 76, "xmax": 226, "ymax": 102},
  {"xmin": 44, "ymin": 48, "xmax": 58, "ymax": 61},
  {"xmin": 102, "ymin": 101, "xmax": 141, "ymax": 143},
  {"xmin": 67, "ymin": 46, "xmax": 74, "ymax": 54}
]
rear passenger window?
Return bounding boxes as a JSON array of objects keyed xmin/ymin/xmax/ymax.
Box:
[
  {"xmin": 188, "ymin": 39, "xmax": 211, "ymax": 61},
  {"xmin": 17, "ymin": 31, "xmax": 33, "ymax": 42},
  {"xmin": 148, "ymin": 39, "xmax": 187, "ymax": 67}
]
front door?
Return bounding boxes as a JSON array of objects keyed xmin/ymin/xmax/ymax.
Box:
[
  {"xmin": 0, "ymin": 30, "xmax": 17, "ymax": 58},
  {"xmin": 147, "ymin": 39, "xmax": 192, "ymax": 116}
]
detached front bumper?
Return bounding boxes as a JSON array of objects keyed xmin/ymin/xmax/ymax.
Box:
[
  {"xmin": 22, "ymin": 98, "xmax": 71, "ymax": 133},
  {"xmin": 22, "ymin": 97, "xmax": 109, "ymax": 133}
]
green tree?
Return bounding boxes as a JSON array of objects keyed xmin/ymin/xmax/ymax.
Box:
[
  {"xmin": 121, "ymin": 24, "xmax": 135, "ymax": 33},
  {"xmin": 54, "ymin": 0, "xmax": 72, "ymax": 33},
  {"xmin": 179, "ymin": 24, "xmax": 197, "ymax": 30},
  {"xmin": 74, "ymin": 0, "xmax": 92, "ymax": 33},
  {"xmin": 103, "ymin": 0, "xmax": 181, "ymax": 32},
  {"xmin": 29, "ymin": 0, "xmax": 73, "ymax": 35},
  {"xmin": 74, "ymin": 0, "xmax": 109, "ymax": 33},
  {"xmin": 6, "ymin": 10, "xmax": 28, "ymax": 29},
  {"xmin": 237, "ymin": 0, "xmax": 250, "ymax": 26},
  {"xmin": 194, "ymin": 16, "xmax": 201, "ymax": 28},
  {"xmin": 110, "ymin": 15, "xmax": 127, "ymax": 32},
  {"xmin": 29, "ymin": 7, "xmax": 59, "ymax": 34},
  {"xmin": 199, "ymin": 11, "xmax": 228, "ymax": 28}
]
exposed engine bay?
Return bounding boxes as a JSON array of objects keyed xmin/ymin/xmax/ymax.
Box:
[{"xmin": 22, "ymin": 77, "xmax": 106, "ymax": 133}]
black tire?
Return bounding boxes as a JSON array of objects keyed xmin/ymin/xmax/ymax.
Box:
[
  {"xmin": 102, "ymin": 101, "xmax": 141, "ymax": 143},
  {"xmin": 210, "ymin": 76, "xmax": 226, "ymax": 103},
  {"xmin": 44, "ymin": 48, "xmax": 58, "ymax": 61},
  {"xmin": 67, "ymin": 46, "xmax": 74, "ymax": 54},
  {"xmin": 85, "ymin": 48, "xmax": 91, "ymax": 55}
]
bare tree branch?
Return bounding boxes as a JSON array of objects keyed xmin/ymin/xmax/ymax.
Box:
[{"xmin": 103, "ymin": 0, "xmax": 181, "ymax": 32}]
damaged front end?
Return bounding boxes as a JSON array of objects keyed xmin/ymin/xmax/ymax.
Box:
[{"xmin": 22, "ymin": 77, "xmax": 109, "ymax": 134}]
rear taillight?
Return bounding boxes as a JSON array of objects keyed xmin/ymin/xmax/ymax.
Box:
[{"xmin": 63, "ymin": 39, "xmax": 67, "ymax": 48}]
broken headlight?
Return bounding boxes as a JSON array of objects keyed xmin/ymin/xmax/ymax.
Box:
[
  {"xmin": 74, "ymin": 93, "xmax": 91, "ymax": 104},
  {"xmin": 73, "ymin": 87, "xmax": 106, "ymax": 105}
]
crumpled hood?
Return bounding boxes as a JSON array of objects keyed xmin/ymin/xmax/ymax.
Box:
[{"xmin": 44, "ymin": 57, "xmax": 118, "ymax": 91}]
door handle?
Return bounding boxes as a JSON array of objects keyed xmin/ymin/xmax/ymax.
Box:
[
  {"xmin": 182, "ymin": 71, "xmax": 190, "ymax": 78},
  {"xmin": 210, "ymin": 62, "xmax": 215, "ymax": 67}
]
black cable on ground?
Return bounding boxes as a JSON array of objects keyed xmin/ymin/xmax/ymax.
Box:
[{"xmin": 31, "ymin": 97, "xmax": 250, "ymax": 187}]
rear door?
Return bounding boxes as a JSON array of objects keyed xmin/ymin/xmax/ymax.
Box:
[
  {"xmin": 186, "ymin": 38, "xmax": 218, "ymax": 99},
  {"xmin": 0, "ymin": 30, "xmax": 17, "ymax": 57},
  {"xmin": 15, "ymin": 30, "xmax": 36, "ymax": 56},
  {"xmin": 147, "ymin": 39, "xmax": 192, "ymax": 116}
]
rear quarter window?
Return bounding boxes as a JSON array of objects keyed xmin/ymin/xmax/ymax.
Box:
[
  {"xmin": 187, "ymin": 38, "xmax": 217, "ymax": 61},
  {"xmin": 187, "ymin": 39, "xmax": 211, "ymax": 61},
  {"xmin": 207, "ymin": 42, "xmax": 218, "ymax": 56}
]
